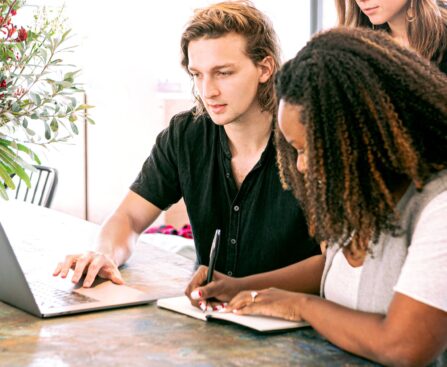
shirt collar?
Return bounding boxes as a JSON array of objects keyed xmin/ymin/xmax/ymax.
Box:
[{"xmin": 219, "ymin": 125, "xmax": 274, "ymax": 165}]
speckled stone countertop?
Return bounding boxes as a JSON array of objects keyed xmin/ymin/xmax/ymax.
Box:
[{"xmin": 0, "ymin": 202, "xmax": 379, "ymax": 367}]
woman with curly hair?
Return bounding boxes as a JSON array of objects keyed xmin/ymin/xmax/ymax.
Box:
[
  {"xmin": 336, "ymin": 0, "xmax": 447, "ymax": 73},
  {"xmin": 218, "ymin": 28, "xmax": 447, "ymax": 365}
]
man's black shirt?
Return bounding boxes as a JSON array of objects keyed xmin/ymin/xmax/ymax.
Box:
[{"xmin": 131, "ymin": 110, "xmax": 319, "ymax": 277}]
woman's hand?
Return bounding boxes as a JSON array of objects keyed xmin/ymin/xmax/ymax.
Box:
[
  {"xmin": 226, "ymin": 288, "xmax": 306, "ymax": 322},
  {"xmin": 184, "ymin": 265, "xmax": 244, "ymax": 310}
]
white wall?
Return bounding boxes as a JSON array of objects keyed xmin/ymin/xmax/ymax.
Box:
[{"xmin": 25, "ymin": 0, "xmax": 312, "ymax": 224}]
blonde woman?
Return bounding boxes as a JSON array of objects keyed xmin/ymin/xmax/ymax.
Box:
[{"xmin": 336, "ymin": 0, "xmax": 447, "ymax": 72}]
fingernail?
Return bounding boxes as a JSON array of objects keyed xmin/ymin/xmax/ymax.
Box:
[
  {"xmin": 222, "ymin": 302, "xmax": 228, "ymax": 307},
  {"xmin": 232, "ymin": 309, "xmax": 239, "ymax": 314},
  {"xmin": 191, "ymin": 290, "xmax": 202, "ymax": 300},
  {"xmin": 200, "ymin": 302, "xmax": 207, "ymax": 312},
  {"xmin": 206, "ymin": 305, "xmax": 213, "ymax": 312}
]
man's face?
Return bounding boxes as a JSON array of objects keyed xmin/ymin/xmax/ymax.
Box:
[{"xmin": 187, "ymin": 32, "xmax": 268, "ymax": 126}]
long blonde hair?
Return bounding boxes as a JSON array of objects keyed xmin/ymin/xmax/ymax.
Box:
[{"xmin": 335, "ymin": 0, "xmax": 447, "ymax": 63}]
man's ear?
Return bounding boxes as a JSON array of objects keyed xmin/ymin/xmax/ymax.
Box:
[{"xmin": 258, "ymin": 55, "xmax": 275, "ymax": 84}]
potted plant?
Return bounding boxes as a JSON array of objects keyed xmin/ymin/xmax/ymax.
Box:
[{"xmin": 0, "ymin": 0, "xmax": 93, "ymax": 199}]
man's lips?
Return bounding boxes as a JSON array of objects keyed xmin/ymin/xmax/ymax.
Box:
[{"xmin": 208, "ymin": 103, "xmax": 227, "ymax": 113}]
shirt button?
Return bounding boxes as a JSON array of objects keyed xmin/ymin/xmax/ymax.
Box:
[
  {"xmin": 233, "ymin": 205, "xmax": 240, "ymax": 212},
  {"xmin": 225, "ymin": 172, "xmax": 230, "ymax": 178},
  {"xmin": 230, "ymin": 238, "xmax": 236, "ymax": 245},
  {"xmin": 227, "ymin": 271, "xmax": 233, "ymax": 276}
]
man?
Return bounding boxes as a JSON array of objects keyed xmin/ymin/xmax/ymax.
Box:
[{"xmin": 54, "ymin": 1, "xmax": 319, "ymax": 288}]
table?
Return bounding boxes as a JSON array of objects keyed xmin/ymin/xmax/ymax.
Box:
[{"xmin": 0, "ymin": 202, "xmax": 379, "ymax": 366}]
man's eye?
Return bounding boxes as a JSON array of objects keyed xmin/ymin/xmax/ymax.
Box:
[{"xmin": 217, "ymin": 71, "xmax": 231, "ymax": 76}]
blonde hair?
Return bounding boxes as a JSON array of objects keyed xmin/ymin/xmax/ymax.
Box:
[
  {"xmin": 335, "ymin": 0, "xmax": 447, "ymax": 63},
  {"xmin": 180, "ymin": 1, "xmax": 281, "ymax": 115}
]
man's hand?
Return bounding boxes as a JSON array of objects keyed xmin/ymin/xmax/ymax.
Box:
[{"xmin": 53, "ymin": 251, "xmax": 124, "ymax": 288}]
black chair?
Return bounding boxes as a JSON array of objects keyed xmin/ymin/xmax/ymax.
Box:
[{"xmin": 11, "ymin": 165, "xmax": 58, "ymax": 208}]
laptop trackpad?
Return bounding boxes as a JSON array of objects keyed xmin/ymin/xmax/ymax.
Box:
[{"xmin": 73, "ymin": 278, "xmax": 147, "ymax": 303}]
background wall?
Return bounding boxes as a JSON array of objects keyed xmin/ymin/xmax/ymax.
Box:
[{"xmin": 22, "ymin": 0, "xmax": 337, "ymax": 226}]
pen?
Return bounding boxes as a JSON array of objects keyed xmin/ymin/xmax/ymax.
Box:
[{"xmin": 206, "ymin": 229, "xmax": 221, "ymax": 285}]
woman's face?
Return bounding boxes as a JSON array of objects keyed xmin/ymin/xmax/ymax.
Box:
[
  {"xmin": 278, "ymin": 100, "xmax": 308, "ymax": 174},
  {"xmin": 354, "ymin": 0, "xmax": 409, "ymax": 25}
]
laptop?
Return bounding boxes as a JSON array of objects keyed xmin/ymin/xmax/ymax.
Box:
[{"xmin": 0, "ymin": 222, "xmax": 156, "ymax": 318}]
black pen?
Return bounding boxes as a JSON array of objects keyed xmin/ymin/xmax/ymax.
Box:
[{"xmin": 206, "ymin": 229, "xmax": 221, "ymax": 285}]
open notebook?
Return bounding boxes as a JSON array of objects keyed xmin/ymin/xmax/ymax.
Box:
[{"xmin": 157, "ymin": 295, "xmax": 309, "ymax": 332}]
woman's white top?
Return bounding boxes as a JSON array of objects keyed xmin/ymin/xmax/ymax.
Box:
[
  {"xmin": 324, "ymin": 250, "xmax": 363, "ymax": 309},
  {"xmin": 324, "ymin": 190, "xmax": 447, "ymax": 312}
]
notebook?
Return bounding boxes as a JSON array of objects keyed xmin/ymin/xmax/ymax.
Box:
[
  {"xmin": 157, "ymin": 295, "xmax": 309, "ymax": 332},
  {"xmin": 0, "ymin": 222, "xmax": 156, "ymax": 318}
]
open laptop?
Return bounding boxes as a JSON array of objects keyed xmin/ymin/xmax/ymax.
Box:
[{"xmin": 0, "ymin": 222, "xmax": 156, "ymax": 318}]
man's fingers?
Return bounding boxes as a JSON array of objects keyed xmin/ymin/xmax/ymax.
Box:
[
  {"xmin": 53, "ymin": 262, "xmax": 62, "ymax": 276},
  {"xmin": 59, "ymin": 255, "xmax": 80, "ymax": 278},
  {"xmin": 71, "ymin": 254, "xmax": 93, "ymax": 284},
  {"xmin": 109, "ymin": 268, "xmax": 125, "ymax": 285},
  {"xmin": 81, "ymin": 256, "xmax": 104, "ymax": 287}
]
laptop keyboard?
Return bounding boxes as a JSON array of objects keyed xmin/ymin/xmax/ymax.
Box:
[{"xmin": 30, "ymin": 281, "xmax": 98, "ymax": 309}]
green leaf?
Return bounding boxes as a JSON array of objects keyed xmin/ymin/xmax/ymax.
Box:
[
  {"xmin": 61, "ymin": 29, "xmax": 72, "ymax": 42},
  {"xmin": 0, "ymin": 184, "xmax": 9, "ymax": 200},
  {"xmin": 11, "ymin": 103, "xmax": 22, "ymax": 113},
  {"xmin": 69, "ymin": 96, "xmax": 77, "ymax": 108},
  {"xmin": 30, "ymin": 92, "xmax": 42, "ymax": 106},
  {"xmin": 50, "ymin": 118, "xmax": 59, "ymax": 132},
  {"xmin": 25, "ymin": 128, "xmax": 36, "ymax": 136},
  {"xmin": 0, "ymin": 164, "xmax": 15, "ymax": 189},
  {"xmin": 75, "ymin": 104, "xmax": 95, "ymax": 111},
  {"xmin": 44, "ymin": 121, "xmax": 51, "ymax": 140},
  {"xmin": 0, "ymin": 149, "xmax": 32, "ymax": 188},
  {"xmin": 70, "ymin": 121, "xmax": 79, "ymax": 134}
]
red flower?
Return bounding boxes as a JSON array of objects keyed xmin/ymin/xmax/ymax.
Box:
[
  {"xmin": 7, "ymin": 24, "xmax": 16, "ymax": 38},
  {"xmin": 11, "ymin": 9, "xmax": 17, "ymax": 16},
  {"xmin": 0, "ymin": 80, "xmax": 7, "ymax": 89},
  {"xmin": 16, "ymin": 27, "xmax": 27, "ymax": 42}
]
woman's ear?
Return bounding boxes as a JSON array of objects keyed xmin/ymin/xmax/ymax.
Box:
[{"xmin": 258, "ymin": 56, "xmax": 275, "ymax": 84}]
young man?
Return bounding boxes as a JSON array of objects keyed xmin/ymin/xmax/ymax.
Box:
[{"xmin": 54, "ymin": 1, "xmax": 319, "ymax": 288}]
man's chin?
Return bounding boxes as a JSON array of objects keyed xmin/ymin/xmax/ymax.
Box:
[{"xmin": 209, "ymin": 114, "xmax": 231, "ymax": 126}]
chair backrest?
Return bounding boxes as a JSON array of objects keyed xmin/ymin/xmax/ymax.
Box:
[{"xmin": 12, "ymin": 165, "xmax": 58, "ymax": 208}]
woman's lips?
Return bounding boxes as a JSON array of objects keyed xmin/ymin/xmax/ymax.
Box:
[{"xmin": 363, "ymin": 6, "xmax": 379, "ymax": 15}]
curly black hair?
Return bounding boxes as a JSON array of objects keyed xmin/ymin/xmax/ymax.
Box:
[{"xmin": 275, "ymin": 27, "xmax": 447, "ymax": 251}]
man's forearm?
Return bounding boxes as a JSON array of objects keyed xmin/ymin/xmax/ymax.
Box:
[{"xmin": 95, "ymin": 212, "xmax": 140, "ymax": 266}]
